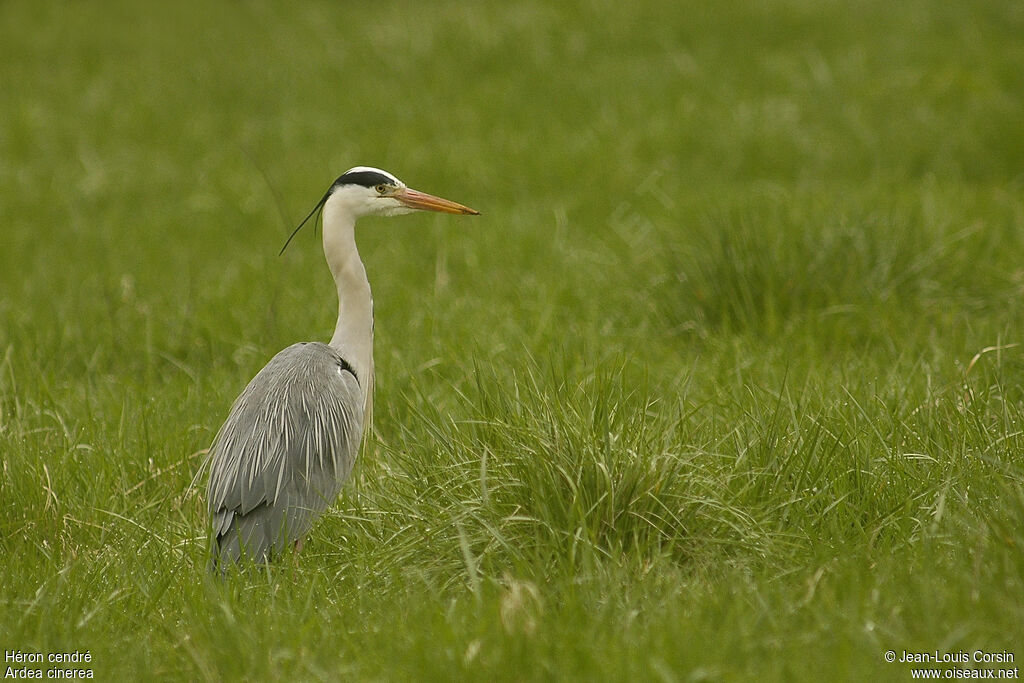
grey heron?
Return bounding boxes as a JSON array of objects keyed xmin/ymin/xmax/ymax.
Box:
[{"xmin": 206, "ymin": 166, "xmax": 478, "ymax": 570}]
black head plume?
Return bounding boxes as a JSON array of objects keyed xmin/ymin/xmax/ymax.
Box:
[{"xmin": 279, "ymin": 187, "xmax": 331, "ymax": 256}]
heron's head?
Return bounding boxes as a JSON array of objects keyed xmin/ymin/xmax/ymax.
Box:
[
  {"xmin": 327, "ymin": 165, "xmax": 479, "ymax": 218},
  {"xmin": 328, "ymin": 166, "xmax": 479, "ymax": 218},
  {"xmin": 281, "ymin": 167, "xmax": 478, "ymax": 253}
]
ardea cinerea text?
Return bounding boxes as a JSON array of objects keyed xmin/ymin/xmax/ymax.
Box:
[{"xmin": 206, "ymin": 166, "xmax": 478, "ymax": 570}]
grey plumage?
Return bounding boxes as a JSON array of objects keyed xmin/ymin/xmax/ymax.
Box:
[
  {"xmin": 207, "ymin": 342, "xmax": 363, "ymax": 569},
  {"xmin": 203, "ymin": 166, "xmax": 477, "ymax": 572}
]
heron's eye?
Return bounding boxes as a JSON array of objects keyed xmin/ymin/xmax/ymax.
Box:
[{"xmin": 375, "ymin": 184, "xmax": 387, "ymax": 195}]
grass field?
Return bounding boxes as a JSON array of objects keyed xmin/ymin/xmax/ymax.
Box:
[{"xmin": 2, "ymin": 1, "xmax": 1023, "ymax": 680}]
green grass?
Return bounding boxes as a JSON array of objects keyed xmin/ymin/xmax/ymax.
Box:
[{"xmin": 2, "ymin": 0, "xmax": 1023, "ymax": 680}]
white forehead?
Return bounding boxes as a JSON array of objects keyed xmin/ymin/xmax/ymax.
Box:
[{"xmin": 343, "ymin": 166, "xmax": 404, "ymax": 186}]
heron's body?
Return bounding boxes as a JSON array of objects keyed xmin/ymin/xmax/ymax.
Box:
[
  {"xmin": 206, "ymin": 167, "xmax": 477, "ymax": 570},
  {"xmin": 208, "ymin": 342, "xmax": 363, "ymax": 563}
]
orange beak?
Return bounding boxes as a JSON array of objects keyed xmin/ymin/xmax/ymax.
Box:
[{"xmin": 394, "ymin": 187, "xmax": 480, "ymax": 215}]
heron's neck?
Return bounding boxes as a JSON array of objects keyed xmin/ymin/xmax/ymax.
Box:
[{"xmin": 322, "ymin": 207, "xmax": 374, "ymax": 389}]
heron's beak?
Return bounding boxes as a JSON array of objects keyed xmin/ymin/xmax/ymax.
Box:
[{"xmin": 395, "ymin": 187, "xmax": 479, "ymax": 215}]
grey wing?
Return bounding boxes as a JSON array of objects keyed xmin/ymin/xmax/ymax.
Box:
[{"xmin": 207, "ymin": 342, "xmax": 364, "ymax": 568}]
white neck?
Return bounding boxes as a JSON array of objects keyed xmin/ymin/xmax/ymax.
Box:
[{"xmin": 322, "ymin": 201, "xmax": 374, "ymax": 424}]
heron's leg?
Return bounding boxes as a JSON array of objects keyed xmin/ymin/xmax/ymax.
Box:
[{"xmin": 294, "ymin": 538, "xmax": 303, "ymax": 553}]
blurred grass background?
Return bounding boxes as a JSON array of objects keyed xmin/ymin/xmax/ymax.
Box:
[{"xmin": 1, "ymin": 0, "xmax": 1023, "ymax": 680}]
